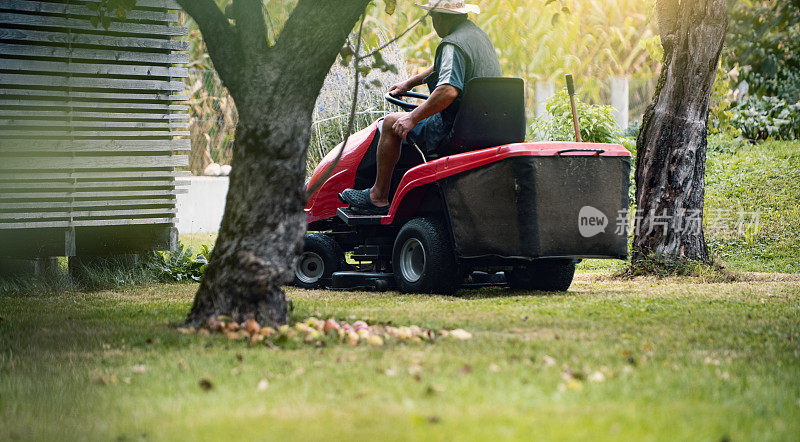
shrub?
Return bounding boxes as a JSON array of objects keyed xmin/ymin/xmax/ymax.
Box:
[
  {"xmin": 152, "ymin": 244, "xmax": 211, "ymax": 282},
  {"xmin": 725, "ymin": 0, "xmax": 800, "ymax": 101},
  {"xmin": 529, "ymin": 88, "xmax": 622, "ymax": 144},
  {"xmin": 623, "ymin": 120, "xmax": 641, "ymax": 139},
  {"xmin": 730, "ymin": 96, "xmax": 800, "ymax": 141}
]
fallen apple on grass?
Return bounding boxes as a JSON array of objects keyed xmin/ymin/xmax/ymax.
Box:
[
  {"xmin": 177, "ymin": 317, "xmax": 473, "ymax": 348},
  {"xmin": 323, "ymin": 318, "xmax": 340, "ymax": 334}
]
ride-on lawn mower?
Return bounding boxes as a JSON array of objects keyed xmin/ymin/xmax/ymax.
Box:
[{"xmin": 296, "ymin": 76, "xmax": 631, "ymax": 293}]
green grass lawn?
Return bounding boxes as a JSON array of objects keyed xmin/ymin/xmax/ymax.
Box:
[
  {"xmin": 2, "ymin": 276, "xmax": 799, "ymax": 441},
  {"xmin": 2, "ymin": 140, "xmax": 798, "ymax": 440},
  {"xmin": 705, "ymin": 140, "xmax": 800, "ymax": 273}
]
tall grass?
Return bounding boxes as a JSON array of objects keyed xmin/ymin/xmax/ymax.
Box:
[
  {"xmin": 0, "ymin": 257, "xmax": 164, "ymax": 297},
  {"xmin": 186, "ymin": 69, "xmax": 237, "ymax": 174},
  {"xmin": 307, "ymin": 39, "xmax": 407, "ymax": 175}
]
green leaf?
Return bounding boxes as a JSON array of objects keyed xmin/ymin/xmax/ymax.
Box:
[
  {"xmin": 339, "ymin": 45, "xmax": 355, "ymax": 66},
  {"xmin": 384, "ymin": 0, "xmax": 397, "ymax": 15},
  {"xmin": 357, "ymin": 65, "xmax": 372, "ymax": 76}
]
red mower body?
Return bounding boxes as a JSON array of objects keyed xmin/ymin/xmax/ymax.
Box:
[
  {"xmin": 305, "ymin": 122, "xmax": 380, "ymax": 225},
  {"xmin": 305, "ymin": 122, "xmax": 631, "ymax": 228}
]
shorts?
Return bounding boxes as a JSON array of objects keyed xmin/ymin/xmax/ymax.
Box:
[{"xmin": 404, "ymin": 112, "xmax": 453, "ymax": 157}]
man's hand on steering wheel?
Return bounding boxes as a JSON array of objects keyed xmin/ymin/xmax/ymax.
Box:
[
  {"xmin": 388, "ymin": 80, "xmax": 412, "ymax": 98},
  {"xmin": 392, "ymin": 113, "xmax": 417, "ymax": 140}
]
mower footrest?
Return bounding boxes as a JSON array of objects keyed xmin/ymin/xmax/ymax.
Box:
[
  {"xmin": 332, "ymin": 271, "xmax": 394, "ymax": 291},
  {"xmin": 337, "ymin": 207, "xmax": 384, "ymax": 226}
]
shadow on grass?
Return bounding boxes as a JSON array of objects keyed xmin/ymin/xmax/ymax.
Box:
[{"xmin": 455, "ymin": 286, "xmax": 578, "ymax": 300}]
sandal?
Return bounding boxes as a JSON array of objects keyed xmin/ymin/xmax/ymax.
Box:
[{"xmin": 339, "ymin": 188, "xmax": 389, "ymax": 215}]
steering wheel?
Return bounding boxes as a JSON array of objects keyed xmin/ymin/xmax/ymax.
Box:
[{"xmin": 385, "ymin": 91, "xmax": 430, "ymax": 112}]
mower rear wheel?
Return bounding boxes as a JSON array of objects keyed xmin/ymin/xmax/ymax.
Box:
[
  {"xmin": 392, "ymin": 218, "xmax": 459, "ymax": 294},
  {"xmin": 506, "ymin": 259, "xmax": 576, "ymax": 292},
  {"xmin": 293, "ymin": 233, "xmax": 345, "ymax": 289}
]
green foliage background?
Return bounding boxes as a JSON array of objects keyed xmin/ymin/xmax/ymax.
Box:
[
  {"xmin": 712, "ymin": 1, "xmax": 800, "ymax": 142},
  {"xmin": 725, "ymin": 0, "xmax": 800, "ymax": 101},
  {"xmin": 177, "ymin": 0, "xmax": 800, "ymax": 159},
  {"xmin": 182, "ymin": 0, "xmax": 660, "ymax": 111}
]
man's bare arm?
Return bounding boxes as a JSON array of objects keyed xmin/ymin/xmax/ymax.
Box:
[
  {"xmin": 405, "ymin": 66, "xmax": 434, "ymax": 88},
  {"xmin": 392, "ymin": 84, "xmax": 459, "ymax": 139}
]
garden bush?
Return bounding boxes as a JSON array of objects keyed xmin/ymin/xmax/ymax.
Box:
[
  {"xmin": 725, "ymin": 0, "xmax": 800, "ymax": 101},
  {"xmin": 730, "ymin": 96, "xmax": 800, "ymax": 141},
  {"xmin": 706, "ymin": 134, "xmax": 745, "ymax": 155},
  {"xmin": 708, "ymin": 65, "xmax": 743, "ymax": 139},
  {"xmin": 622, "ymin": 120, "xmax": 641, "ymax": 139},
  {"xmin": 152, "ymin": 244, "xmax": 211, "ymax": 283},
  {"xmin": 529, "ymin": 88, "xmax": 625, "ymax": 145}
]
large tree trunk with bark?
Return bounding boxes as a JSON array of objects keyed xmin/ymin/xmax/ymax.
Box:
[
  {"xmin": 185, "ymin": 114, "xmax": 307, "ymax": 326},
  {"xmin": 632, "ymin": 0, "xmax": 728, "ymax": 264},
  {"xmin": 178, "ymin": 0, "xmax": 369, "ymax": 326}
]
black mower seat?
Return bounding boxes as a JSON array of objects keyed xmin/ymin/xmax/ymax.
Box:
[
  {"xmin": 351, "ymin": 78, "xmax": 525, "ymax": 201},
  {"xmin": 443, "ymin": 77, "xmax": 526, "ymax": 156}
]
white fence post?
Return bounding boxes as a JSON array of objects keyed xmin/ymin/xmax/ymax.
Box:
[
  {"xmin": 610, "ymin": 76, "xmax": 630, "ymax": 130},
  {"xmin": 535, "ymin": 80, "xmax": 556, "ymax": 120}
]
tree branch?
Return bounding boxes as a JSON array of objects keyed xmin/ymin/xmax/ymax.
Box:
[
  {"xmin": 305, "ymin": 14, "xmax": 366, "ymax": 198},
  {"xmin": 273, "ymin": 0, "xmax": 370, "ymax": 94},
  {"xmin": 655, "ymin": 0, "xmax": 679, "ymax": 51},
  {"xmin": 229, "ymin": 0, "xmax": 269, "ymax": 55},
  {"xmin": 358, "ymin": 0, "xmax": 442, "ymax": 61},
  {"xmin": 177, "ymin": 0, "xmax": 243, "ymax": 94}
]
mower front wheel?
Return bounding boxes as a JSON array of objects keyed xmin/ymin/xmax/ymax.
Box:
[
  {"xmin": 392, "ymin": 218, "xmax": 459, "ymax": 294},
  {"xmin": 506, "ymin": 259, "xmax": 576, "ymax": 292},
  {"xmin": 293, "ymin": 233, "xmax": 345, "ymax": 289}
]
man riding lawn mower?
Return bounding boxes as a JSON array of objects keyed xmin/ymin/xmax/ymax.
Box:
[{"xmin": 296, "ymin": 0, "xmax": 631, "ymax": 294}]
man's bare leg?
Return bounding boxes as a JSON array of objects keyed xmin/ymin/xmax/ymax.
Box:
[{"xmin": 369, "ymin": 113, "xmax": 405, "ymax": 207}]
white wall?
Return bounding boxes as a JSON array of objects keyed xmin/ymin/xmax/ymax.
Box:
[{"xmin": 176, "ymin": 177, "xmax": 229, "ymax": 234}]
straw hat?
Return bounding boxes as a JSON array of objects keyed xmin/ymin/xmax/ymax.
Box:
[{"xmin": 415, "ymin": 0, "xmax": 481, "ymax": 15}]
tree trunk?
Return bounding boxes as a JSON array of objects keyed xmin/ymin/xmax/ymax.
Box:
[
  {"xmin": 632, "ymin": 0, "xmax": 728, "ymax": 264},
  {"xmin": 186, "ymin": 114, "xmax": 307, "ymax": 326},
  {"xmin": 179, "ymin": 0, "xmax": 370, "ymax": 327}
]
